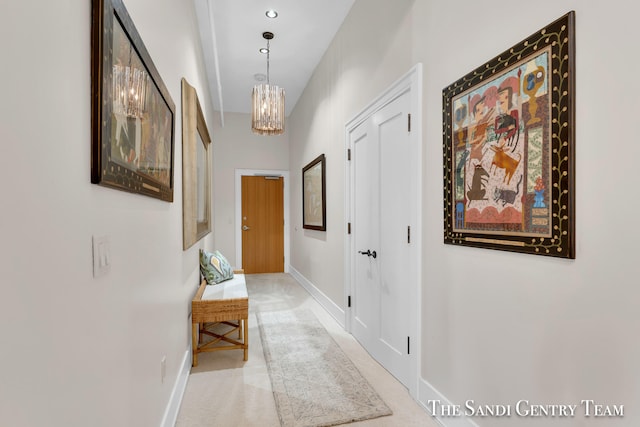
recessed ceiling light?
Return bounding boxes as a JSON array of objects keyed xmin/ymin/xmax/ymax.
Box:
[
  {"xmin": 259, "ymin": 48, "xmax": 269, "ymax": 54},
  {"xmin": 254, "ymin": 73, "xmax": 266, "ymax": 82},
  {"xmin": 265, "ymin": 9, "xmax": 278, "ymax": 18}
]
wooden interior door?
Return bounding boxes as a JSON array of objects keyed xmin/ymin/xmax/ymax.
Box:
[{"xmin": 241, "ymin": 175, "xmax": 284, "ymax": 273}]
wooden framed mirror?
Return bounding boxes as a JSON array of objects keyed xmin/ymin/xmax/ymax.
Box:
[{"xmin": 181, "ymin": 78, "xmax": 212, "ymax": 250}]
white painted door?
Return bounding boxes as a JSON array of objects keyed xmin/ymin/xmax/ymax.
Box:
[
  {"xmin": 351, "ymin": 119, "xmax": 379, "ymax": 354},
  {"xmin": 351, "ymin": 89, "xmax": 412, "ymax": 386}
]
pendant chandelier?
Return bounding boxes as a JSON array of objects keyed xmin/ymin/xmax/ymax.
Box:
[
  {"xmin": 112, "ymin": 45, "xmax": 148, "ymax": 119},
  {"xmin": 251, "ymin": 31, "xmax": 285, "ymax": 135}
]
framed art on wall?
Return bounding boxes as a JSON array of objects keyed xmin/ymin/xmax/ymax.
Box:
[
  {"xmin": 302, "ymin": 154, "xmax": 326, "ymax": 231},
  {"xmin": 181, "ymin": 79, "xmax": 212, "ymax": 250},
  {"xmin": 91, "ymin": 0, "xmax": 176, "ymax": 202},
  {"xmin": 443, "ymin": 11, "xmax": 575, "ymax": 258}
]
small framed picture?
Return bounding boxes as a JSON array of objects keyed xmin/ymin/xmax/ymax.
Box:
[{"xmin": 302, "ymin": 154, "xmax": 326, "ymax": 231}]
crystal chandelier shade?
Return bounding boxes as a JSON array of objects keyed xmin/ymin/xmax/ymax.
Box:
[
  {"xmin": 251, "ymin": 32, "xmax": 285, "ymax": 135},
  {"xmin": 252, "ymin": 83, "xmax": 285, "ymax": 135}
]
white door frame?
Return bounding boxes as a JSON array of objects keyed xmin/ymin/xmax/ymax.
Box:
[
  {"xmin": 344, "ymin": 64, "xmax": 422, "ymax": 398},
  {"xmin": 235, "ymin": 169, "xmax": 290, "ymax": 273}
]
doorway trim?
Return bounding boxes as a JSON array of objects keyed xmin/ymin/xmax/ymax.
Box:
[
  {"xmin": 344, "ymin": 63, "xmax": 422, "ymax": 398},
  {"xmin": 235, "ymin": 169, "xmax": 290, "ymax": 273}
]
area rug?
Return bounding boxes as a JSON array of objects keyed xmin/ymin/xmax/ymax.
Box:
[{"xmin": 256, "ymin": 309, "xmax": 392, "ymax": 427}]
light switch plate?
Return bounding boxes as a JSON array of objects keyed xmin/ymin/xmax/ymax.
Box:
[{"xmin": 92, "ymin": 235, "xmax": 111, "ymax": 278}]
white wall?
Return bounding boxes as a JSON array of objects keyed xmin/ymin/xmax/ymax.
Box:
[
  {"xmin": 0, "ymin": 1, "xmax": 215, "ymax": 426},
  {"xmin": 416, "ymin": 2, "xmax": 640, "ymax": 426},
  {"xmin": 211, "ymin": 112, "xmax": 289, "ymax": 266},
  {"xmin": 289, "ymin": 0, "xmax": 640, "ymax": 426},
  {"xmin": 288, "ymin": 0, "xmax": 415, "ymax": 306}
]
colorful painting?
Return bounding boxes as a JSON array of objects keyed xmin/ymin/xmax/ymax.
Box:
[
  {"xmin": 443, "ymin": 12, "xmax": 575, "ymax": 258},
  {"xmin": 91, "ymin": 0, "xmax": 175, "ymax": 202}
]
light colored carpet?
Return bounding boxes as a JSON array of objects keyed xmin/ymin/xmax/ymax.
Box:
[{"xmin": 257, "ymin": 309, "xmax": 392, "ymax": 427}]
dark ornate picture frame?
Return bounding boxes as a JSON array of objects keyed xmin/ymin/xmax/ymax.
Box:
[
  {"xmin": 91, "ymin": 0, "xmax": 176, "ymax": 202},
  {"xmin": 302, "ymin": 154, "xmax": 326, "ymax": 231},
  {"xmin": 443, "ymin": 11, "xmax": 575, "ymax": 258}
]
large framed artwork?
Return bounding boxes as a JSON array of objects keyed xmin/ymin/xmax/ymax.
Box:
[
  {"xmin": 181, "ymin": 78, "xmax": 212, "ymax": 250},
  {"xmin": 302, "ymin": 154, "xmax": 326, "ymax": 231},
  {"xmin": 443, "ymin": 11, "xmax": 575, "ymax": 258},
  {"xmin": 91, "ymin": 0, "xmax": 176, "ymax": 202}
]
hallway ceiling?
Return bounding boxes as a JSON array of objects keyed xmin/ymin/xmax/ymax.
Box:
[{"xmin": 194, "ymin": 0, "xmax": 355, "ymax": 119}]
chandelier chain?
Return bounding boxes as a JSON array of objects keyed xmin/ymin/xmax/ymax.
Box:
[{"xmin": 266, "ymin": 38, "xmax": 271, "ymax": 85}]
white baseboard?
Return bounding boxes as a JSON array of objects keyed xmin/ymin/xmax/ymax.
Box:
[
  {"xmin": 161, "ymin": 349, "xmax": 191, "ymax": 427},
  {"xmin": 288, "ymin": 266, "xmax": 345, "ymax": 328},
  {"xmin": 418, "ymin": 378, "xmax": 481, "ymax": 427}
]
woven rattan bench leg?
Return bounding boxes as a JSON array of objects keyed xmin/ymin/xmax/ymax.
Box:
[
  {"xmin": 192, "ymin": 322, "xmax": 199, "ymax": 367},
  {"xmin": 243, "ymin": 318, "xmax": 248, "ymax": 361}
]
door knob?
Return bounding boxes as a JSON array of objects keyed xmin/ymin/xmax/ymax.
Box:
[
  {"xmin": 242, "ymin": 225, "xmax": 250, "ymax": 231},
  {"xmin": 358, "ymin": 250, "xmax": 377, "ymax": 259}
]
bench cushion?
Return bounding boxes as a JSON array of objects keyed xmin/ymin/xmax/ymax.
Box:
[{"xmin": 201, "ymin": 274, "xmax": 247, "ymax": 300}]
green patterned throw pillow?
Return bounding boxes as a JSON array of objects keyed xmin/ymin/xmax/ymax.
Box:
[{"xmin": 199, "ymin": 249, "xmax": 234, "ymax": 284}]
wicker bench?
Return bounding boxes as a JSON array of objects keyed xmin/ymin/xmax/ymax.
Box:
[{"xmin": 191, "ymin": 271, "xmax": 248, "ymax": 366}]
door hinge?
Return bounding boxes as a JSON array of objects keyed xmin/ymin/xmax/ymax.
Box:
[
  {"xmin": 347, "ymin": 148, "xmax": 351, "ymax": 161},
  {"xmin": 347, "ymin": 222, "xmax": 351, "ymax": 234},
  {"xmin": 407, "ymin": 226, "xmax": 411, "ymax": 243},
  {"xmin": 407, "ymin": 336, "xmax": 411, "ymax": 354},
  {"xmin": 408, "ymin": 113, "xmax": 411, "ymax": 132},
  {"xmin": 348, "ymin": 296, "xmax": 351, "ymax": 308}
]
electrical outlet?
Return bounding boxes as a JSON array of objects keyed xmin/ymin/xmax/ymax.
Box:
[{"xmin": 161, "ymin": 356, "xmax": 167, "ymax": 384}]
